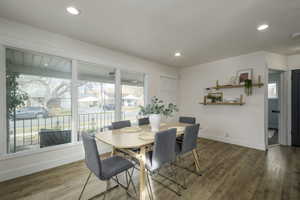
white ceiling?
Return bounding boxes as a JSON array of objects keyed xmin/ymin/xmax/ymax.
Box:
[{"xmin": 0, "ymin": 0, "xmax": 299, "ymax": 68}]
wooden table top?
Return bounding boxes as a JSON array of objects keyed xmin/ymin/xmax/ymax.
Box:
[{"xmin": 95, "ymin": 122, "xmax": 190, "ymax": 149}]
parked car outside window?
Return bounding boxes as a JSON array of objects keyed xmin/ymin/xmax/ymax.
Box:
[{"xmin": 16, "ymin": 106, "xmax": 49, "ymax": 120}]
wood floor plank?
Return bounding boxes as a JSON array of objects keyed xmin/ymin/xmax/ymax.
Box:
[{"xmin": 0, "ymin": 139, "xmax": 300, "ymax": 200}]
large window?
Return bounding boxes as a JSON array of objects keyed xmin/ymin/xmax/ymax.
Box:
[
  {"xmin": 77, "ymin": 62, "xmax": 115, "ymax": 140},
  {"xmin": 1, "ymin": 47, "xmax": 147, "ymax": 155},
  {"xmin": 121, "ymin": 70, "xmax": 145, "ymax": 124},
  {"xmin": 6, "ymin": 48, "xmax": 72, "ymax": 153}
]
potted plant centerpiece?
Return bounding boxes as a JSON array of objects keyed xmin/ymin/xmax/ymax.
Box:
[{"xmin": 139, "ymin": 97, "xmax": 178, "ymax": 132}]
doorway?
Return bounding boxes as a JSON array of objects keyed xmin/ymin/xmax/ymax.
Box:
[{"xmin": 267, "ymin": 70, "xmax": 282, "ymax": 146}]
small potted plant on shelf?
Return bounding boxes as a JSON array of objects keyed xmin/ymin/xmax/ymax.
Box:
[
  {"xmin": 244, "ymin": 79, "xmax": 253, "ymax": 96},
  {"xmin": 139, "ymin": 96, "xmax": 178, "ymax": 132},
  {"xmin": 206, "ymin": 92, "xmax": 223, "ymax": 103}
]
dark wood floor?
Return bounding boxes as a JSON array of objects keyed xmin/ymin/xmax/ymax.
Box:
[{"xmin": 1, "ymin": 139, "xmax": 300, "ymax": 200}]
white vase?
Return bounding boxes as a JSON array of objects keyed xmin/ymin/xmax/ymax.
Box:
[{"xmin": 149, "ymin": 114, "xmax": 161, "ymax": 132}]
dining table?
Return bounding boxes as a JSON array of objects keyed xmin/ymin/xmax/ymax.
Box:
[{"xmin": 95, "ymin": 122, "xmax": 201, "ymax": 200}]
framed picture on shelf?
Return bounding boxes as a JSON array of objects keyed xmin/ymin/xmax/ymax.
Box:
[{"xmin": 236, "ymin": 68, "xmax": 253, "ymax": 85}]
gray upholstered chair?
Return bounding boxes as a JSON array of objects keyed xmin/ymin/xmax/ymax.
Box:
[
  {"xmin": 138, "ymin": 117, "xmax": 149, "ymax": 126},
  {"xmin": 79, "ymin": 133, "xmax": 136, "ymax": 200},
  {"xmin": 145, "ymin": 128, "xmax": 183, "ymax": 199},
  {"xmin": 175, "ymin": 124, "xmax": 201, "ymax": 187},
  {"xmin": 179, "ymin": 116, "xmax": 196, "ymax": 124},
  {"xmin": 176, "ymin": 124, "xmax": 200, "ymax": 155},
  {"xmin": 177, "ymin": 116, "xmax": 197, "ymax": 142},
  {"xmin": 111, "ymin": 120, "xmax": 131, "ymax": 130}
]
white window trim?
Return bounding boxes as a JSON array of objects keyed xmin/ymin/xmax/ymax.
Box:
[
  {"xmin": 71, "ymin": 60, "xmax": 78, "ymax": 142},
  {"xmin": 0, "ymin": 45, "xmax": 7, "ymax": 156},
  {"xmin": 115, "ymin": 69, "xmax": 121, "ymax": 121},
  {"xmin": 144, "ymin": 74, "xmax": 149, "ymax": 105}
]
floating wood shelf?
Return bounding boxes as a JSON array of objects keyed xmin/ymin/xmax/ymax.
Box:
[
  {"xmin": 212, "ymin": 83, "xmax": 264, "ymax": 90},
  {"xmin": 212, "ymin": 75, "xmax": 264, "ymax": 90},
  {"xmin": 199, "ymin": 102, "xmax": 245, "ymax": 105}
]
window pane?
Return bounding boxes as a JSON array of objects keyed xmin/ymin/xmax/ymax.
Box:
[
  {"xmin": 268, "ymin": 83, "xmax": 278, "ymax": 99},
  {"xmin": 6, "ymin": 48, "xmax": 72, "ymax": 153},
  {"xmin": 121, "ymin": 71, "xmax": 145, "ymax": 124},
  {"xmin": 77, "ymin": 62, "xmax": 115, "ymax": 139}
]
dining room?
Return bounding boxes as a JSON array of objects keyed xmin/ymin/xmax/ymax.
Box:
[{"xmin": 1, "ymin": 1, "xmax": 300, "ymax": 200}]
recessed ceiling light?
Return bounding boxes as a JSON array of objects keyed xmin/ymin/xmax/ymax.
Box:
[
  {"xmin": 174, "ymin": 52, "xmax": 182, "ymax": 57},
  {"xmin": 257, "ymin": 24, "xmax": 269, "ymax": 31},
  {"xmin": 66, "ymin": 6, "xmax": 81, "ymax": 15}
]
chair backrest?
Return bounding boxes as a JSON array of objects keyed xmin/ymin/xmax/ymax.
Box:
[
  {"xmin": 111, "ymin": 120, "xmax": 131, "ymax": 130},
  {"xmin": 179, "ymin": 116, "xmax": 196, "ymax": 124},
  {"xmin": 151, "ymin": 128, "xmax": 177, "ymax": 171},
  {"xmin": 138, "ymin": 117, "xmax": 150, "ymax": 126},
  {"xmin": 181, "ymin": 124, "xmax": 200, "ymax": 154},
  {"xmin": 82, "ymin": 133, "xmax": 102, "ymax": 178}
]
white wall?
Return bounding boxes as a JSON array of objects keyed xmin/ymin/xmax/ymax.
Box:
[
  {"xmin": 288, "ymin": 54, "xmax": 300, "ymax": 69},
  {"xmin": 265, "ymin": 52, "xmax": 288, "ymax": 71},
  {"xmin": 0, "ymin": 18, "xmax": 178, "ymax": 182},
  {"xmin": 179, "ymin": 52, "xmax": 268, "ymax": 150}
]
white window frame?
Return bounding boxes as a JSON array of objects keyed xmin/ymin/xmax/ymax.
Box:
[
  {"xmin": 71, "ymin": 60, "xmax": 79, "ymax": 144},
  {"xmin": 0, "ymin": 45, "xmax": 7, "ymax": 155},
  {"xmin": 0, "ymin": 44, "xmax": 149, "ymax": 157},
  {"xmin": 115, "ymin": 69, "xmax": 122, "ymax": 121}
]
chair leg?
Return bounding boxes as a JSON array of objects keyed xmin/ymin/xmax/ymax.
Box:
[
  {"xmin": 125, "ymin": 170, "xmax": 129, "ymax": 190},
  {"xmin": 169, "ymin": 164, "xmax": 182, "ymax": 195},
  {"xmin": 176, "ymin": 157, "xmax": 186, "ymax": 189},
  {"xmin": 102, "ymin": 180, "xmax": 110, "ymax": 200},
  {"xmin": 174, "ymin": 155, "xmax": 202, "ymax": 176},
  {"xmin": 79, "ymin": 172, "xmax": 92, "ymax": 200},
  {"xmin": 111, "ymin": 173, "xmax": 137, "ymax": 199},
  {"xmin": 149, "ymin": 171, "xmax": 182, "ymax": 196},
  {"xmin": 146, "ymin": 172, "xmax": 154, "ymax": 200},
  {"xmin": 156, "ymin": 168, "xmax": 186, "ymax": 190},
  {"xmin": 127, "ymin": 168, "xmax": 137, "ymax": 195}
]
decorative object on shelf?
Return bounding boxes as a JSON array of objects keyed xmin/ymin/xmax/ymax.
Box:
[
  {"xmin": 244, "ymin": 79, "xmax": 253, "ymax": 96},
  {"xmin": 223, "ymin": 97, "xmax": 241, "ymax": 103},
  {"xmin": 139, "ymin": 96, "xmax": 178, "ymax": 132},
  {"xmin": 236, "ymin": 68, "xmax": 253, "ymax": 85},
  {"xmin": 206, "ymin": 92, "xmax": 223, "ymax": 103},
  {"xmin": 200, "ymin": 95, "xmax": 244, "ymax": 105},
  {"xmin": 229, "ymin": 75, "xmax": 237, "ymax": 85}
]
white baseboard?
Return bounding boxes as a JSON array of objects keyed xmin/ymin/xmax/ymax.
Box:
[{"xmin": 199, "ymin": 134, "xmax": 266, "ymax": 151}]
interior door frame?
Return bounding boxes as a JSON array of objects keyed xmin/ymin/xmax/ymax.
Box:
[{"xmin": 265, "ymin": 68, "xmax": 289, "ymax": 149}]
